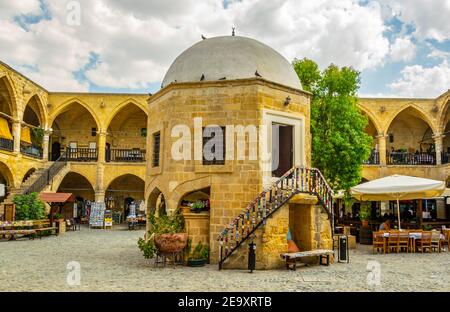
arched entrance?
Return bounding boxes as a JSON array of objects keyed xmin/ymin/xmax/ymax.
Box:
[
  {"xmin": 0, "ymin": 161, "xmax": 13, "ymax": 203},
  {"xmin": 57, "ymin": 172, "xmax": 95, "ymax": 220},
  {"xmin": 21, "ymin": 96, "xmax": 45, "ymax": 158},
  {"xmin": 386, "ymin": 106, "xmax": 435, "ymax": 165},
  {"xmin": 362, "ymin": 113, "xmax": 380, "ymax": 164},
  {"xmin": 50, "ymin": 101, "xmax": 100, "ymax": 162},
  {"xmin": 106, "ymin": 102, "xmax": 147, "ymax": 162},
  {"xmin": 178, "ymin": 187, "xmax": 211, "ymax": 212},
  {"xmin": 147, "ymin": 187, "xmax": 166, "ymax": 217},
  {"xmin": 105, "ymin": 174, "xmax": 145, "ymax": 223}
]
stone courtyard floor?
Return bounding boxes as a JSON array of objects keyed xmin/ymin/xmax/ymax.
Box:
[{"xmin": 1, "ymin": 226, "xmax": 449, "ymax": 292}]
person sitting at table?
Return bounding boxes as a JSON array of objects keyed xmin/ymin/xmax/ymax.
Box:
[{"xmin": 379, "ymin": 219, "xmax": 390, "ymax": 231}]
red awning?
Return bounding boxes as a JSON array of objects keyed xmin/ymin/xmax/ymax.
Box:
[{"xmin": 39, "ymin": 192, "xmax": 75, "ymax": 203}]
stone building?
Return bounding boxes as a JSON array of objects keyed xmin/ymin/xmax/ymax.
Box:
[
  {"xmin": 1, "ymin": 34, "xmax": 449, "ymax": 268},
  {"xmin": 145, "ymin": 36, "xmax": 333, "ymax": 269},
  {"xmin": 357, "ymin": 93, "xmax": 450, "ymax": 222},
  {"xmin": 0, "ymin": 61, "xmax": 147, "ymax": 221}
]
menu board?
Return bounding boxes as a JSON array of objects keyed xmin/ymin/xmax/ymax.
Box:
[
  {"xmin": 104, "ymin": 210, "xmax": 113, "ymax": 227},
  {"xmin": 89, "ymin": 202, "xmax": 106, "ymax": 227}
]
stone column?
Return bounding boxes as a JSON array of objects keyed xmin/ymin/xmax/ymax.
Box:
[
  {"xmin": 97, "ymin": 131, "xmax": 107, "ymax": 163},
  {"xmin": 377, "ymin": 134, "xmax": 387, "ymax": 165},
  {"xmin": 12, "ymin": 120, "xmax": 21, "ymax": 154},
  {"xmin": 42, "ymin": 129, "xmax": 51, "ymax": 161},
  {"xmin": 433, "ymin": 133, "xmax": 444, "ymax": 165},
  {"xmin": 95, "ymin": 163, "xmax": 105, "ymax": 202}
]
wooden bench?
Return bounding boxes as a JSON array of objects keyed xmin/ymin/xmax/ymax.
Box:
[
  {"xmin": 280, "ymin": 249, "xmax": 334, "ymax": 270},
  {"xmin": 0, "ymin": 229, "xmax": 37, "ymax": 240}
]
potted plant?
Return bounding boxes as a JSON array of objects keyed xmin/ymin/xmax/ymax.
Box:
[
  {"xmin": 138, "ymin": 210, "xmax": 188, "ymax": 261},
  {"xmin": 190, "ymin": 201, "xmax": 205, "ymax": 213},
  {"xmin": 187, "ymin": 241, "xmax": 209, "ymax": 267},
  {"xmin": 359, "ymin": 202, "xmax": 371, "ymax": 228}
]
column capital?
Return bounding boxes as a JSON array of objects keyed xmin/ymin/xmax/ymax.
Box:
[
  {"xmin": 376, "ymin": 134, "xmax": 387, "ymax": 139},
  {"xmin": 432, "ymin": 133, "xmax": 445, "ymax": 140}
]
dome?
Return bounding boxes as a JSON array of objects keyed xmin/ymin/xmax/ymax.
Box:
[{"xmin": 162, "ymin": 36, "xmax": 302, "ymax": 90}]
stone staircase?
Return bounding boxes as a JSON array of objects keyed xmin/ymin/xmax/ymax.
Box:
[
  {"xmin": 3, "ymin": 159, "xmax": 68, "ymax": 205},
  {"xmin": 217, "ymin": 166, "xmax": 334, "ymax": 270}
]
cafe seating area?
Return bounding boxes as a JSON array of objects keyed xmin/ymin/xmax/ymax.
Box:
[{"xmin": 372, "ymin": 228, "xmax": 450, "ymax": 254}]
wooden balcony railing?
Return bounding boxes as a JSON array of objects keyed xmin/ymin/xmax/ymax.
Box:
[
  {"xmin": 20, "ymin": 142, "xmax": 43, "ymax": 159},
  {"xmin": 387, "ymin": 152, "xmax": 436, "ymax": 165},
  {"xmin": 0, "ymin": 137, "xmax": 13, "ymax": 152},
  {"xmin": 107, "ymin": 148, "xmax": 146, "ymax": 162},
  {"xmin": 363, "ymin": 151, "xmax": 379, "ymax": 165},
  {"xmin": 62, "ymin": 147, "xmax": 98, "ymax": 162}
]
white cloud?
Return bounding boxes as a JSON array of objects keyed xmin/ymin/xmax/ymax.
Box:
[
  {"xmin": 389, "ymin": 36, "xmax": 416, "ymax": 62},
  {"xmin": 0, "ymin": 0, "xmax": 394, "ymax": 91},
  {"xmin": 380, "ymin": 0, "xmax": 450, "ymax": 42},
  {"xmin": 389, "ymin": 61, "xmax": 450, "ymax": 97}
]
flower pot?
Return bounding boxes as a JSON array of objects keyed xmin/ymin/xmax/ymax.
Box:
[
  {"xmin": 187, "ymin": 259, "xmax": 206, "ymax": 267},
  {"xmin": 154, "ymin": 233, "xmax": 188, "ymax": 254},
  {"xmin": 181, "ymin": 206, "xmax": 191, "ymax": 214},
  {"xmin": 361, "ymin": 220, "xmax": 369, "ymax": 228}
]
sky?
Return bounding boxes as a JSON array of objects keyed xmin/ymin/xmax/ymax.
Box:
[{"xmin": 0, "ymin": 0, "xmax": 449, "ymax": 98}]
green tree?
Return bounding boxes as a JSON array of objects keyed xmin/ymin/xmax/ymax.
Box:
[
  {"xmin": 293, "ymin": 58, "xmax": 372, "ymax": 192},
  {"xmin": 13, "ymin": 192, "xmax": 46, "ymax": 220}
]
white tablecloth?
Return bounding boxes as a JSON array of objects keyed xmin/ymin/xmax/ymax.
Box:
[{"xmin": 383, "ymin": 232, "xmax": 444, "ymax": 240}]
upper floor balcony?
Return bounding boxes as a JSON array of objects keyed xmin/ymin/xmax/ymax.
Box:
[{"xmin": 387, "ymin": 151, "xmax": 436, "ymax": 166}]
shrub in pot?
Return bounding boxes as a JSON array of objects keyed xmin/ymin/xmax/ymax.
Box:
[
  {"xmin": 187, "ymin": 241, "xmax": 209, "ymax": 267},
  {"xmin": 138, "ymin": 210, "xmax": 187, "ymax": 260}
]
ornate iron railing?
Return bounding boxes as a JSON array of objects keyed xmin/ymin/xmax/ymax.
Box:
[
  {"xmin": 217, "ymin": 166, "xmax": 334, "ymax": 270},
  {"xmin": 20, "ymin": 142, "xmax": 43, "ymax": 159},
  {"xmin": 62, "ymin": 147, "xmax": 98, "ymax": 162},
  {"xmin": 387, "ymin": 152, "xmax": 436, "ymax": 165},
  {"xmin": 0, "ymin": 137, "xmax": 13, "ymax": 152},
  {"xmin": 107, "ymin": 148, "xmax": 146, "ymax": 162}
]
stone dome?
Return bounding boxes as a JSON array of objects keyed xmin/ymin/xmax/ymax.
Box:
[{"xmin": 162, "ymin": 36, "xmax": 302, "ymax": 90}]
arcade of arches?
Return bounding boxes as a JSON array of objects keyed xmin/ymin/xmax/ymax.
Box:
[{"xmin": 1, "ymin": 60, "xmax": 450, "ymax": 230}]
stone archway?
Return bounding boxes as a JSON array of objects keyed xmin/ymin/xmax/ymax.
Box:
[
  {"xmin": 105, "ymin": 174, "xmax": 145, "ymax": 220},
  {"xmin": 105, "ymin": 102, "xmax": 147, "ymax": 162},
  {"xmin": 0, "ymin": 161, "xmax": 14, "ymax": 203},
  {"xmin": 385, "ymin": 106, "xmax": 436, "ymax": 165},
  {"xmin": 49, "ymin": 101, "xmax": 100, "ymax": 161}
]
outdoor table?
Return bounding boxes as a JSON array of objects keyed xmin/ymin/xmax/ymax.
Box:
[{"xmin": 382, "ymin": 232, "xmax": 445, "ymax": 252}]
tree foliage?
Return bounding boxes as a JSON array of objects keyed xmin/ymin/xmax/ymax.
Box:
[
  {"xmin": 13, "ymin": 192, "xmax": 46, "ymax": 220},
  {"xmin": 293, "ymin": 58, "xmax": 372, "ymax": 192}
]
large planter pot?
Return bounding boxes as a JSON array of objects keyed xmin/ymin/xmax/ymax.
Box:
[
  {"xmin": 181, "ymin": 206, "xmax": 191, "ymax": 214},
  {"xmin": 361, "ymin": 220, "xmax": 369, "ymax": 228},
  {"xmin": 187, "ymin": 259, "xmax": 206, "ymax": 267},
  {"xmin": 154, "ymin": 233, "xmax": 188, "ymax": 254}
]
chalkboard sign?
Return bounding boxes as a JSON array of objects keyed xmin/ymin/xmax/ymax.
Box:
[{"xmin": 89, "ymin": 202, "xmax": 106, "ymax": 227}]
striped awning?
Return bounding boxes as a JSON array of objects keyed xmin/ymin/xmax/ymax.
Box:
[
  {"xmin": 21, "ymin": 126, "xmax": 32, "ymax": 144},
  {"xmin": 0, "ymin": 117, "xmax": 12, "ymax": 140}
]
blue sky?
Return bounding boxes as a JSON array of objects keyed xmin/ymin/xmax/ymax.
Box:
[{"xmin": 1, "ymin": 0, "xmax": 449, "ymax": 97}]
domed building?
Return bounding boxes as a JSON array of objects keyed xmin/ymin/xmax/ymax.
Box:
[{"xmin": 145, "ymin": 35, "xmax": 334, "ymax": 269}]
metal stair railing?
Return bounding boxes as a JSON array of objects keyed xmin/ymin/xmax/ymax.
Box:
[
  {"xmin": 217, "ymin": 166, "xmax": 334, "ymax": 270},
  {"xmin": 23, "ymin": 154, "xmax": 68, "ymax": 195}
]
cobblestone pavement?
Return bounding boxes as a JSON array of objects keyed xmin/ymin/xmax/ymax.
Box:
[{"xmin": 1, "ymin": 226, "xmax": 449, "ymax": 292}]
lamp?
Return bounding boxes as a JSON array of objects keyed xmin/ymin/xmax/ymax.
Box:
[{"xmin": 284, "ymin": 96, "xmax": 291, "ymax": 106}]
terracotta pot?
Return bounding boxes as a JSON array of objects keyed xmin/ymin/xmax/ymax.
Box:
[
  {"xmin": 361, "ymin": 220, "xmax": 369, "ymax": 228},
  {"xmin": 154, "ymin": 233, "xmax": 188, "ymax": 253},
  {"xmin": 181, "ymin": 206, "xmax": 191, "ymax": 214}
]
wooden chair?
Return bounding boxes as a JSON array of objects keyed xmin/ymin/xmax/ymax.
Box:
[
  {"xmin": 417, "ymin": 231, "xmax": 432, "ymax": 253},
  {"xmin": 372, "ymin": 231, "xmax": 386, "ymax": 254},
  {"xmin": 431, "ymin": 230, "xmax": 442, "ymax": 253},
  {"xmin": 398, "ymin": 231, "xmax": 409, "ymax": 253},
  {"xmin": 387, "ymin": 230, "xmax": 399, "ymax": 253}
]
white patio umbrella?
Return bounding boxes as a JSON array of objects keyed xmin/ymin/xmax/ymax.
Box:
[{"xmin": 350, "ymin": 175, "xmax": 445, "ymax": 230}]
